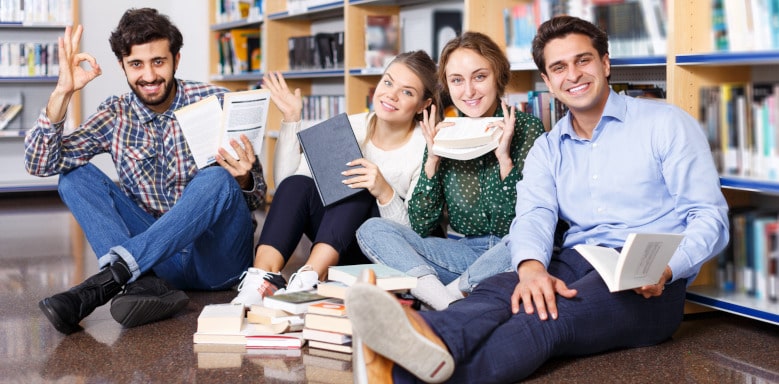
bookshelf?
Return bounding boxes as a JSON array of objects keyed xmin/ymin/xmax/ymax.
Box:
[
  {"xmin": 666, "ymin": 1, "xmax": 779, "ymax": 325},
  {"xmin": 213, "ymin": 0, "xmax": 778, "ymax": 324},
  {"xmin": 0, "ymin": 0, "xmax": 80, "ymax": 192}
]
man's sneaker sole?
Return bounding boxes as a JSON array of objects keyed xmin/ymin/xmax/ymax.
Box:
[
  {"xmin": 38, "ymin": 298, "xmax": 82, "ymax": 335},
  {"xmin": 346, "ymin": 283, "xmax": 455, "ymax": 383},
  {"xmin": 110, "ymin": 290, "xmax": 189, "ymax": 328}
]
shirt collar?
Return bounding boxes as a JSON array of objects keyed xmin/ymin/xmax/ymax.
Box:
[
  {"xmin": 559, "ymin": 89, "xmax": 626, "ymax": 141},
  {"xmin": 129, "ymin": 79, "xmax": 183, "ymax": 123}
]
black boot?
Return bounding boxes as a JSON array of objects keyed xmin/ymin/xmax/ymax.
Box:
[
  {"xmin": 39, "ymin": 259, "xmax": 132, "ymax": 335},
  {"xmin": 110, "ymin": 273, "xmax": 189, "ymax": 328}
]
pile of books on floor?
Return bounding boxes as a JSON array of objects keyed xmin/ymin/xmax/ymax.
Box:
[
  {"xmin": 191, "ymin": 263, "xmax": 418, "ymax": 375},
  {"xmin": 192, "ymin": 303, "xmax": 306, "ymax": 369}
]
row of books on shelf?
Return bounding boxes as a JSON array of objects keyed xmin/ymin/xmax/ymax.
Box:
[
  {"xmin": 700, "ymin": 82, "xmax": 779, "ymax": 180},
  {"xmin": 504, "ymin": 0, "xmax": 667, "ymax": 64},
  {"xmin": 300, "ymin": 95, "xmax": 346, "ymax": 122},
  {"xmin": 216, "ymin": 28, "xmax": 261, "ymax": 76},
  {"xmin": 213, "ymin": 0, "xmax": 263, "ymax": 24},
  {"xmin": 365, "ymin": 15, "xmax": 399, "ymax": 69},
  {"xmin": 288, "ymin": 32, "xmax": 345, "ymax": 71},
  {"xmin": 712, "ymin": 0, "xmax": 779, "ymax": 52},
  {"xmin": 285, "ymin": 0, "xmax": 337, "ymax": 15},
  {"xmin": 720, "ymin": 209, "xmax": 779, "ymax": 302},
  {"xmin": 0, "ymin": 41, "xmax": 59, "ymax": 78},
  {"xmin": 0, "ymin": 0, "xmax": 72, "ymax": 24}
]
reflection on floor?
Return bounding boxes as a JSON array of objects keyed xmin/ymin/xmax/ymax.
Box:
[{"xmin": 1, "ymin": 192, "xmax": 778, "ymax": 383}]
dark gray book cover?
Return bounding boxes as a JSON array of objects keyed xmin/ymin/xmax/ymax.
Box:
[{"xmin": 297, "ymin": 113, "xmax": 364, "ymax": 206}]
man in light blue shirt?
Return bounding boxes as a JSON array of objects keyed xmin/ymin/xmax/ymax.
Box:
[{"xmin": 344, "ymin": 15, "xmax": 730, "ymax": 383}]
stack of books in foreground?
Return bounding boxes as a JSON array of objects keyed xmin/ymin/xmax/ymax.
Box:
[
  {"xmin": 192, "ymin": 303, "xmax": 306, "ymax": 369},
  {"xmin": 305, "ymin": 264, "xmax": 418, "ymax": 354}
]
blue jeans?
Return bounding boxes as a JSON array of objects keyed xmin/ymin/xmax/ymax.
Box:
[
  {"xmin": 58, "ymin": 163, "xmax": 254, "ymax": 290},
  {"xmin": 397, "ymin": 248, "xmax": 687, "ymax": 383},
  {"xmin": 356, "ymin": 218, "xmax": 514, "ymax": 292}
]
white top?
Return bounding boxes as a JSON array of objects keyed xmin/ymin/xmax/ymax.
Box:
[{"xmin": 273, "ymin": 112, "xmax": 425, "ymax": 227}]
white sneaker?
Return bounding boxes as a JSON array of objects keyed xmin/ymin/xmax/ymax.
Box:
[
  {"xmin": 231, "ymin": 267, "xmax": 268, "ymax": 308},
  {"xmin": 277, "ymin": 265, "xmax": 319, "ymax": 294}
]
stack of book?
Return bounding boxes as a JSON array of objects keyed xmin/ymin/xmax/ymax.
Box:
[
  {"xmin": 303, "ymin": 299, "xmax": 353, "ymax": 354},
  {"xmin": 192, "ymin": 303, "xmax": 305, "ymax": 348},
  {"xmin": 304, "ymin": 264, "xmax": 418, "ymax": 354}
]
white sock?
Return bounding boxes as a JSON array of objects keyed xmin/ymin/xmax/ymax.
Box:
[
  {"xmin": 445, "ymin": 277, "xmax": 465, "ymax": 301},
  {"xmin": 411, "ymin": 275, "xmax": 459, "ymax": 311}
]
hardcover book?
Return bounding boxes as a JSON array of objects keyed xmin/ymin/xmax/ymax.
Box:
[
  {"xmin": 262, "ymin": 290, "xmax": 331, "ymax": 314},
  {"xmin": 297, "ymin": 113, "xmax": 364, "ymax": 206},
  {"xmin": 304, "ymin": 312, "xmax": 352, "ymax": 335},
  {"xmin": 573, "ymin": 233, "xmax": 684, "ymax": 292},
  {"xmin": 196, "ymin": 303, "xmax": 245, "ymax": 334},
  {"xmin": 327, "ymin": 264, "xmax": 417, "ymax": 291}
]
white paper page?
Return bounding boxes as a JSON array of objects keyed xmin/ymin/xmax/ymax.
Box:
[
  {"xmin": 614, "ymin": 233, "xmax": 683, "ymax": 291},
  {"xmin": 220, "ymin": 89, "xmax": 271, "ymax": 160},
  {"xmin": 174, "ymin": 95, "xmax": 222, "ymax": 169},
  {"xmin": 573, "ymin": 244, "xmax": 620, "ymax": 291},
  {"xmin": 433, "ymin": 117, "xmax": 502, "ymax": 148}
]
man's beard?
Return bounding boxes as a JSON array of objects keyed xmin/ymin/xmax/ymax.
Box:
[{"xmin": 130, "ymin": 78, "xmax": 176, "ymax": 108}]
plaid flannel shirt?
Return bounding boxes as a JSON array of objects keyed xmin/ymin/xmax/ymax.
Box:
[{"xmin": 25, "ymin": 79, "xmax": 266, "ymax": 217}]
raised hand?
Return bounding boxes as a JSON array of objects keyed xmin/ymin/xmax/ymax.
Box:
[
  {"xmin": 420, "ymin": 105, "xmax": 449, "ymax": 178},
  {"xmin": 261, "ymin": 71, "xmax": 302, "ymax": 123},
  {"xmin": 47, "ymin": 25, "xmax": 102, "ymax": 123},
  {"xmin": 493, "ymin": 100, "xmax": 516, "ymax": 161},
  {"xmin": 56, "ymin": 25, "xmax": 102, "ymax": 95}
]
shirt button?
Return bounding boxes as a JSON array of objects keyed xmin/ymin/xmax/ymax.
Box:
[
  {"xmin": 597, "ymin": 207, "xmax": 604, "ymax": 213},
  {"xmin": 592, "ymin": 174, "xmax": 598, "ymax": 180}
]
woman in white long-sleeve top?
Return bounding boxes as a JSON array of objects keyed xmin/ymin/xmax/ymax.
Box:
[{"xmin": 231, "ymin": 51, "xmax": 440, "ymax": 307}]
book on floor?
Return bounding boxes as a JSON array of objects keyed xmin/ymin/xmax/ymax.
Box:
[
  {"xmin": 308, "ymin": 339, "xmax": 353, "ymax": 354},
  {"xmin": 193, "ymin": 318, "xmax": 291, "ymax": 345},
  {"xmin": 197, "ymin": 303, "xmax": 245, "ymax": 334},
  {"xmin": 302, "ymin": 327, "xmax": 352, "ymax": 345},
  {"xmin": 431, "ymin": 117, "xmax": 503, "ymax": 160},
  {"xmin": 307, "ymin": 346, "xmax": 353, "ymax": 361},
  {"xmin": 297, "ymin": 113, "xmax": 364, "ymax": 206},
  {"xmin": 262, "ymin": 290, "xmax": 331, "ymax": 314},
  {"xmin": 174, "ymin": 88, "xmax": 270, "ymax": 169},
  {"xmin": 573, "ymin": 233, "xmax": 684, "ymax": 292},
  {"xmin": 304, "ymin": 312, "xmax": 352, "ymax": 335},
  {"xmin": 247, "ymin": 304, "xmax": 304, "ymax": 331},
  {"xmin": 307, "ymin": 300, "xmax": 346, "ymax": 317},
  {"xmin": 327, "ymin": 264, "xmax": 417, "ymax": 291}
]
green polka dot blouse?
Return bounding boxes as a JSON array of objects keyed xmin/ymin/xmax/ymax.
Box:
[{"xmin": 408, "ymin": 108, "xmax": 545, "ymax": 237}]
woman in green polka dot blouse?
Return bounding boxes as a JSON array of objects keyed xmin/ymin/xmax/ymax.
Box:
[{"xmin": 356, "ymin": 31, "xmax": 546, "ymax": 310}]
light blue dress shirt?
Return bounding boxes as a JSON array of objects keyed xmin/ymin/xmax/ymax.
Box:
[{"xmin": 507, "ymin": 90, "xmax": 730, "ymax": 284}]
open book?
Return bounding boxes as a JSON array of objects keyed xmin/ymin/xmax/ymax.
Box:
[
  {"xmin": 573, "ymin": 233, "xmax": 684, "ymax": 292},
  {"xmin": 174, "ymin": 88, "xmax": 270, "ymax": 168},
  {"xmin": 432, "ymin": 117, "xmax": 502, "ymax": 160}
]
